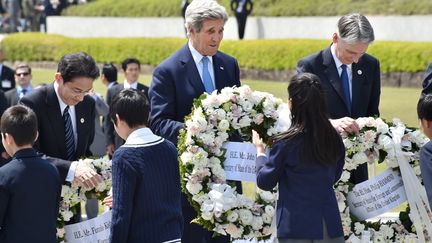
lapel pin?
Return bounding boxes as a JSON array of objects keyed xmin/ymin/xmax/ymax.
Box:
[
  {"xmin": 357, "ymin": 70, "xmax": 362, "ymax": 75},
  {"xmin": 220, "ymin": 66, "xmax": 224, "ymax": 70},
  {"xmin": 80, "ymin": 118, "xmax": 85, "ymax": 124}
]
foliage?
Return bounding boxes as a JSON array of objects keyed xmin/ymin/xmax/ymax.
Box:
[
  {"xmin": 62, "ymin": 0, "xmax": 432, "ymax": 17},
  {"xmin": 4, "ymin": 33, "xmax": 432, "ymax": 73}
]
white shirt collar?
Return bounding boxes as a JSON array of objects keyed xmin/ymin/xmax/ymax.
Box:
[
  {"xmin": 188, "ymin": 41, "xmax": 214, "ymax": 66},
  {"xmin": 124, "ymin": 80, "xmax": 138, "ymax": 89},
  {"xmin": 331, "ymin": 44, "xmax": 352, "ymax": 72},
  {"xmin": 124, "ymin": 127, "xmax": 163, "ymax": 145}
]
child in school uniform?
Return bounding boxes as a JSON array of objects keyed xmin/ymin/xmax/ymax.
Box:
[
  {"xmin": 0, "ymin": 105, "xmax": 61, "ymax": 243},
  {"xmin": 417, "ymin": 94, "xmax": 432, "ymax": 209},
  {"xmin": 252, "ymin": 72, "xmax": 346, "ymax": 243},
  {"xmin": 107, "ymin": 89, "xmax": 182, "ymax": 243}
]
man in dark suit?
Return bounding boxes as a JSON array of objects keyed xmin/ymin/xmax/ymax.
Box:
[
  {"xmin": 149, "ymin": 1, "xmax": 240, "ymax": 242},
  {"xmin": 5, "ymin": 63, "xmax": 34, "ymax": 107},
  {"xmin": 0, "ymin": 105, "xmax": 61, "ymax": 243},
  {"xmin": 20, "ymin": 52, "xmax": 102, "ymax": 222},
  {"xmin": 421, "ymin": 64, "xmax": 432, "ymax": 97},
  {"xmin": 0, "ymin": 49, "xmax": 14, "ymax": 92},
  {"xmin": 297, "ymin": 13, "xmax": 381, "ymax": 183},
  {"xmin": 104, "ymin": 58, "xmax": 149, "ymax": 157}
]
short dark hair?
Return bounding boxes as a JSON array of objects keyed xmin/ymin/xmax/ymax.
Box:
[
  {"xmin": 102, "ymin": 63, "xmax": 118, "ymax": 83},
  {"xmin": 14, "ymin": 63, "xmax": 32, "ymax": 74},
  {"xmin": 0, "ymin": 105, "xmax": 38, "ymax": 146},
  {"xmin": 418, "ymin": 94, "xmax": 432, "ymax": 121},
  {"xmin": 121, "ymin": 57, "xmax": 140, "ymax": 71},
  {"xmin": 57, "ymin": 52, "xmax": 100, "ymax": 83},
  {"xmin": 110, "ymin": 89, "xmax": 149, "ymax": 128}
]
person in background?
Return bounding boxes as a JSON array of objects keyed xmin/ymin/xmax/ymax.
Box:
[
  {"xmin": 5, "ymin": 63, "xmax": 33, "ymax": 106},
  {"xmin": 105, "ymin": 58, "xmax": 148, "ymax": 157},
  {"xmin": 0, "ymin": 49, "xmax": 15, "ymax": 92},
  {"xmin": 252, "ymin": 72, "xmax": 345, "ymax": 243}
]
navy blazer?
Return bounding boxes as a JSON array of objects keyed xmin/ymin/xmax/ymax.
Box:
[
  {"xmin": 256, "ymin": 134, "xmax": 345, "ymax": 239},
  {"xmin": 20, "ymin": 83, "xmax": 95, "ymax": 181},
  {"xmin": 421, "ymin": 63, "xmax": 432, "ymax": 97},
  {"xmin": 149, "ymin": 44, "xmax": 241, "ymax": 145},
  {"xmin": 420, "ymin": 141, "xmax": 432, "ymax": 209},
  {"xmin": 296, "ymin": 46, "xmax": 381, "ymax": 119},
  {"xmin": 0, "ymin": 148, "xmax": 61, "ymax": 243}
]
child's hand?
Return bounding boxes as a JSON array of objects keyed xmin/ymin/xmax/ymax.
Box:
[
  {"xmin": 103, "ymin": 195, "xmax": 113, "ymax": 208},
  {"xmin": 252, "ymin": 130, "xmax": 265, "ymax": 154}
]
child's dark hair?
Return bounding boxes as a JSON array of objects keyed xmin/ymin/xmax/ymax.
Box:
[
  {"xmin": 273, "ymin": 72, "xmax": 342, "ymax": 166},
  {"xmin": 418, "ymin": 94, "xmax": 432, "ymax": 121},
  {"xmin": 109, "ymin": 89, "xmax": 149, "ymax": 128},
  {"xmin": 0, "ymin": 105, "xmax": 38, "ymax": 146}
]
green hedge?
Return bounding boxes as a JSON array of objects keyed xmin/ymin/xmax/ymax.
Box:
[
  {"xmin": 63, "ymin": 0, "xmax": 432, "ymax": 17},
  {"xmin": 3, "ymin": 33, "xmax": 432, "ymax": 73}
]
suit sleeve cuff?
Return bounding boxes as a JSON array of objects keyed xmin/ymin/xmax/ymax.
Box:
[
  {"xmin": 257, "ymin": 152, "xmax": 267, "ymax": 158},
  {"xmin": 65, "ymin": 161, "xmax": 78, "ymax": 182}
]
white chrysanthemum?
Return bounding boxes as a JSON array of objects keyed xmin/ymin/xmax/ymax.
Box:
[
  {"xmin": 239, "ymin": 209, "xmax": 253, "ymax": 225},
  {"xmin": 186, "ymin": 181, "xmax": 203, "ymax": 195}
]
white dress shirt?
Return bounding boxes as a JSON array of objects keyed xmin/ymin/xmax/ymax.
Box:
[
  {"xmin": 124, "ymin": 80, "xmax": 138, "ymax": 89},
  {"xmin": 331, "ymin": 44, "xmax": 353, "ymax": 100},
  {"xmin": 188, "ymin": 41, "xmax": 216, "ymax": 89}
]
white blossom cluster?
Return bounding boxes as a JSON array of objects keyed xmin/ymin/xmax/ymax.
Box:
[
  {"xmin": 180, "ymin": 86, "xmax": 289, "ymax": 239},
  {"xmin": 57, "ymin": 157, "xmax": 112, "ymax": 241},
  {"xmin": 336, "ymin": 117, "xmax": 429, "ymax": 241}
]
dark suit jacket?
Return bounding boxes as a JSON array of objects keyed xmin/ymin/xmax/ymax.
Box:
[
  {"xmin": 296, "ymin": 46, "xmax": 381, "ymax": 119},
  {"xmin": 149, "ymin": 44, "xmax": 241, "ymax": 145},
  {"xmin": 4, "ymin": 88, "xmax": 18, "ymax": 107},
  {"xmin": 256, "ymin": 134, "xmax": 345, "ymax": 239},
  {"xmin": 421, "ymin": 63, "xmax": 432, "ymax": 97},
  {"xmin": 20, "ymin": 83, "xmax": 95, "ymax": 180},
  {"xmin": 0, "ymin": 90, "xmax": 9, "ymax": 167},
  {"xmin": 0, "ymin": 65, "xmax": 14, "ymax": 92},
  {"xmin": 420, "ymin": 141, "xmax": 432, "ymax": 209},
  {"xmin": 0, "ymin": 148, "xmax": 61, "ymax": 243},
  {"xmin": 104, "ymin": 82, "xmax": 149, "ymax": 149}
]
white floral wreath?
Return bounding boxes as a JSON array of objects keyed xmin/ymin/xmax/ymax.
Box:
[
  {"xmin": 336, "ymin": 117, "xmax": 430, "ymax": 242},
  {"xmin": 56, "ymin": 157, "xmax": 112, "ymax": 243},
  {"xmin": 178, "ymin": 85, "xmax": 290, "ymax": 240}
]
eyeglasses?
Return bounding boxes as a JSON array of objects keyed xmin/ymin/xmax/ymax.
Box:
[
  {"xmin": 15, "ymin": 72, "xmax": 30, "ymax": 77},
  {"xmin": 64, "ymin": 83, "xmax": 93, "ymax": 97}
]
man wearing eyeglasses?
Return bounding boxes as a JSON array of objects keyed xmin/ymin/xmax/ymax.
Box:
[
  {"xmin": 5, "ymin": 63, "xmax": 33, "ymax": 107},
  {"xmin": 20, "ymin": 52, "xmax": 102, "ymax": 223}
]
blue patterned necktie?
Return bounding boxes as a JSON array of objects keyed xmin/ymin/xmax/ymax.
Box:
[
  {"xmin": 202, "ymin": 56, "xmax": 215, "ymax": 93},
  {"xmin": 340, "ymin": 64, "xmax": 352, "ymax": 115},
  {"xmin": 63, "ymin": 106, "xmax": 75, "ymax": 161}
]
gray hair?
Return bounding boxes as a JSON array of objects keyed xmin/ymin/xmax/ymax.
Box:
[
  {"xmin": 337, "ymin": 13, "xmax": 375, "ymax": 44},
  {"xmin": 184, "ymin": 0, "xmax": 228, "ymax": 36}
]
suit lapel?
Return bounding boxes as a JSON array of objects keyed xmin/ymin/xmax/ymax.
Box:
[
  {"xmin": 180, "ymin": 45, "xmax": 206, "ymax": 95},
  {"xmin": 213, "ymin": 53, "xmax": 231, "ymax": 91},
  {"xmin": 75, "ymin": 101, "xmax": 87, "ymax": 157},
  {"xmin": 45, "ymin": 84, "xmax": 67, "ymax": 157},
  {"xmin": 322, "ymin": 47, "xmax": 350, "ymax": 112},
  {"xmin": 351, "ymin": 62, "xmax": 366, "ymax": 116}
]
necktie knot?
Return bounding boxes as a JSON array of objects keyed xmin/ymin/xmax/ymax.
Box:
[
  {"xmin": 341, "ymin": 64, "xmax": 347, "ymax": 71},
  {"xmin": 64, "ymin": 106, "xmax": 70, "ymax": 115},
  {"xmin": 22, "ymin": 89, "xmax": 27, "ymax": 95}
]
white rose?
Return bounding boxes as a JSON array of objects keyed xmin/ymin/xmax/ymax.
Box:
[
  {"xmin": 201, "ymin": 211, "xmax": 213, "ymax": 221},
  {"xmin": 262, "ymin": 213, "xmax": 272, "ymax": 224},
  {"xmin": 251, "ymin": 216, "xmax": 264, "ymax": 230},
  {"xmin": 339, "ymin": 171, "xmax": 351, "ymax": 182},
  {"xmin": 226, "ymin": 210, "xmax": 239, "ymax": 222},
  {"xmin": 264, "ymin": 205, "xmax": 275, "ymax": 215},
  {"xmin": 260, "ymin": 191, "xmax": 275, "ymax": 203},
  {"xmin": 239, "ymin": 209, "xmax": 253, "ymax": 225},
  {"xmin": 218, "ymin": 119, "xmax": 230, "ymax": 131},
  {"xmin": 186, "ymin": 181, "xmax": 202, "ymax": 195}
]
